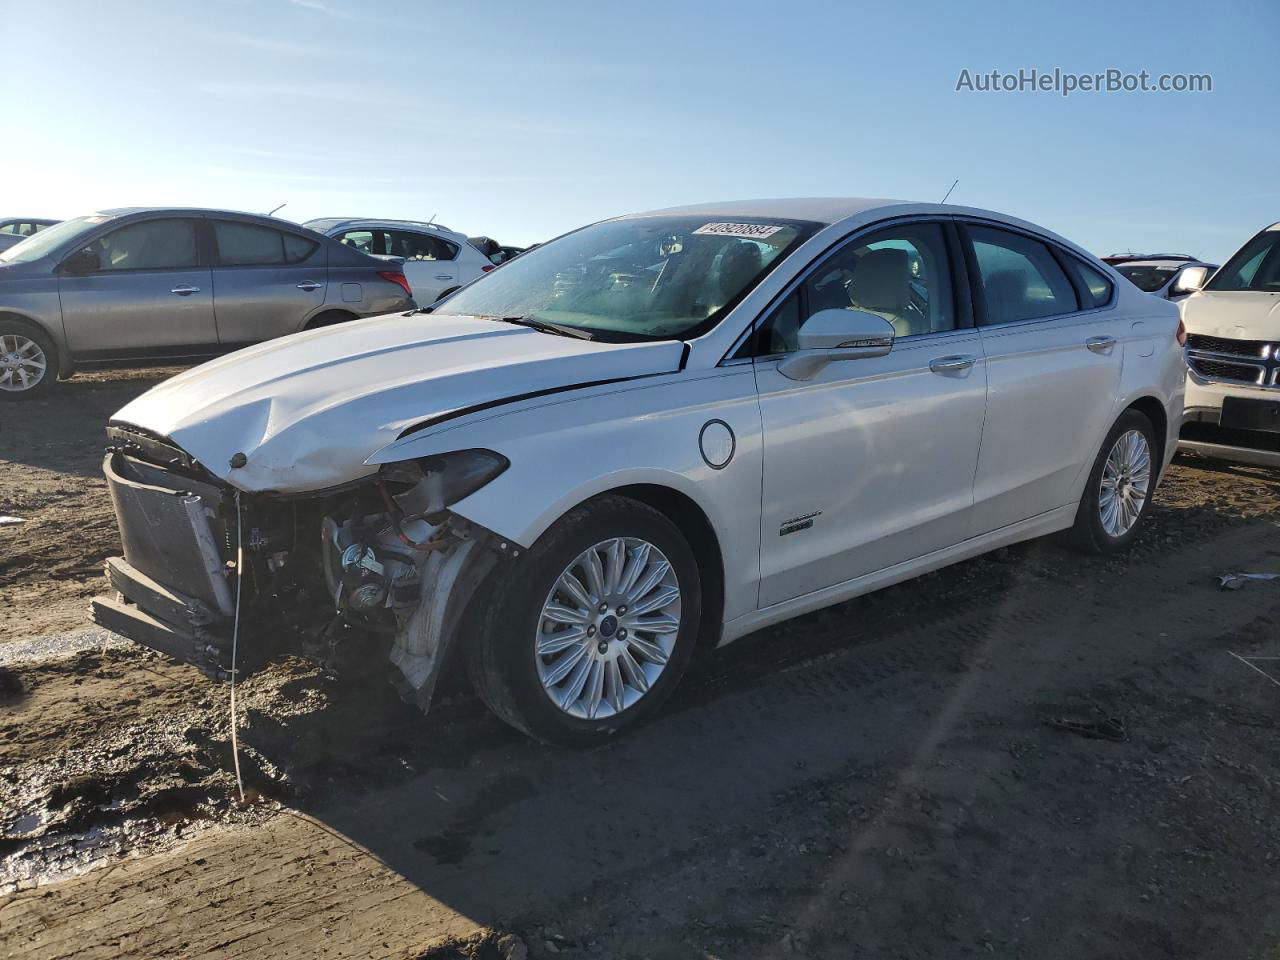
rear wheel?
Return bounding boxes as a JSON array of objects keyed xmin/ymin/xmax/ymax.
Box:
[
  {"xmin": 1068, "ymin": 409, "xmax": 1157, "ymax": 554},
  {"xmin": 466, "ymin": 495, "xmax": 701, "ymax": 746},
  {"xmin": 0, "ymin": 322, "xmax": 56, "ymax": 400}
]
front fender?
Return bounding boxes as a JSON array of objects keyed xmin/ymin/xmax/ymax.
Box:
[{"xmin": 368, "ymin": 367, "xmax": 765, "ymax": 622}]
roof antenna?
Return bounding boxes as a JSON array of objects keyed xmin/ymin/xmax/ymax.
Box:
[
  {"xmin": 267, "ymin": 202, "xmax": 288, "ymax": 217},
  {"xmin": 940, "ymin": 179, "xmax": 959, "ymax": 204},
  {"xmin": 426, "ymin": 213, "xmax": 437, "ymax": 224}
]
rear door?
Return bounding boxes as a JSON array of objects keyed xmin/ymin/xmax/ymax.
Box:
[
  {"xmin": 962, "ymin": 222, "xmax": 1124, "ymax": 533},
  {"xmin": 58, "ymin": 216, "xmax": 216, "ymax": 358},
  {"xmin": 207, "ymin": 219, "xmax": 326, "ymax": 347},
  {"xmin": 385, "ymin": 230, "xmax": 459, "ymax": 302}
]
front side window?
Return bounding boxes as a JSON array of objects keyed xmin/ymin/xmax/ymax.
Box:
[
  {"xmin": 85, "ymin": 218, "xmax": 198, "ymax": 271},
  {"xmin": 213, "ymin": 221, "xmax": 317, "ymax": 266},
  {"xmin": 1116, "ymin": 263, "xmax": 1176, "ymax": 293},
  {"xmin": 746, "ymin": 221, "xmax": 955, "ymax": 356},
  {"xmin": 968, "ymin": 225, "xmax": 1078, "ymax": 324},
  {"xmin": 433, "ymin": 215, "xmax": 816, "ymax": 341},
  {"xmin": 0, "ymin": 222, "xmax": 18, "ymax": 235},
  {"xmin": 1208, "ymin": 229, "xmax": 1280, "ymax": 292},
  {"xmin": 0, "ymin": 215, "xmax": 112, "ymax": 264},
  {"xmin": 336, "ymin": 230, "xmax": 375, "ymax": 254}
]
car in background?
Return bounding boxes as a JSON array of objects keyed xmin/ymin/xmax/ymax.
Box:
[
  {"xmin": 304, "ymin": 218, "xmax": 495, "ymax": 304},
  {"xmin": 93, "ymin": 197, "xmax": 1184, "ymax": 745},
  {"xmin": 1101, "ymin": 252, "xmax": 1199, "ymax": 266},
  {"xmin": 1113, "ymin": 257, "xmax": 1219, "ymax": 301},
  {"xmin": 1179, "ymin": 222, "xmax": 1280, "ymax": 466},
  {"xmin": 0, "ymin": 217, "xmax": 59, "ymax": 252},
  {"xmin": 0, "ymin": 208, "xmax": 413, "ymax": 400},
  {"xmin": 468, "ymin": 235, "xmax": 528, "ymax": 266}
]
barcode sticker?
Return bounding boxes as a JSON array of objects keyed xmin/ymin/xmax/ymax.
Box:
[{"xmin": 692, "ymin": 222, "xmax": 785, "ymax": 240}]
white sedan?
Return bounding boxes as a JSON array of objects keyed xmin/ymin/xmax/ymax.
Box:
[{"xmin": 93, "ymin": 198, "xmax": 1185, "ymax": 744}]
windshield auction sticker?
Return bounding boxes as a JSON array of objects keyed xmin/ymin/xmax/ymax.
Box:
[{"xmin": 693, "ymin": 222, "xmax": 785, "ymax": 240}]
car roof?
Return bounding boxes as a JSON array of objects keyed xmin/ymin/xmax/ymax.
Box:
[
  {"xmin": 93, "ymin": 207, "xmax": 316, "ymax": 230},
  {"xmin": 1114, "ymin": 258, "xmax": 1217, "ymax": 269},
  {"xmin": 0, "ymin": 216, "xmax": 58, "ymax": 223},
  {"xmin": 303, "ymin": 217, "xmax": 464, "ymax": 238},
  {"xmin": 623, "ymin": 197, "xmax": 910, "ymax": 226}
]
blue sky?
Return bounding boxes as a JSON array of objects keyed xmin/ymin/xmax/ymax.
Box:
[{"xmin": 4, "ymin": 0, "xmax": 1276, "ymax": 260}]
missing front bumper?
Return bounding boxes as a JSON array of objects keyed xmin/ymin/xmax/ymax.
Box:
[{"xmin": 91, "ymin": 556, "xmax": 233, "ymax": 679}]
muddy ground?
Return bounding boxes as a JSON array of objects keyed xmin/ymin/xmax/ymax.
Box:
[{"xmin": 2, "ymin": 371, "xmax": 1280, "ymax": 959}]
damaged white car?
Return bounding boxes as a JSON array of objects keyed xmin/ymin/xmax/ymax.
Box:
[{"xmin": 93, "ymin": 198, "xmax": 1185, "ymax": 744}]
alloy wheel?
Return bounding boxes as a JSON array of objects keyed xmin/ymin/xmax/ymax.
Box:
[
  {"xmin": 1098, "ymin": 428, "xmax": 1151, "ymax": 538},
  {"xmin": 0, "ymin": 334, "xmax": 47, "ymax": 393},
  {"xmin": 535, "ymin": 537, "xmax": 681, "ymax": 720}
]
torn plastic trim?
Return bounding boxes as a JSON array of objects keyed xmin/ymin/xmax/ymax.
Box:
[{"xmin": 387, "ymin": 515, "xmax": 512, "ymax": 713}]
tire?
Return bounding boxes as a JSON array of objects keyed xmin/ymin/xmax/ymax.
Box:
[
  {"xmin": 466, "ymin": 494, "xmax": 702, "ymax": 746},
  {"xmin": 1067, "ymin": 409, "xmax": 1158, "ymax": 554},
  {"xmin": 0, "ymin": 321, "xmax": 57, "ymax": 401}
]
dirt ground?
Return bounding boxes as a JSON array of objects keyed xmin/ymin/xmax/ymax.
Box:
[{"xmin": 3, "ymin": 371, "xmax": 1280, "ymax": 959}]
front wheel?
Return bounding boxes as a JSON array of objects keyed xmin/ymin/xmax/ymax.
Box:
[
  {"xmin": 0, "ymin": 323, "xmax": 56, "ymax": 400},
  {"xmin": 1068, "ymin": 409, "xmax": 1157, "ymax": 554},
  {"xmin": 466, "ymin": 494, "xmax": 702, "ymax": 746}
]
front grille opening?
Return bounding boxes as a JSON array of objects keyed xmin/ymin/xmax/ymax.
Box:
[
  {"xmin": 1185, "ymin": 334, "xmax": 1271, "ymax": 357},
  {"xmin": 1187, "ymin": 356, "xmax": 1265, "ymax": 385}
]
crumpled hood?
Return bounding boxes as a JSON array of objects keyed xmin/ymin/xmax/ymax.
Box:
[
  {"xmin": 1181, "ymin": 290, "xmax": 1280, "ymax": 339},
  {"xmin": 112, "ymin": 313, "xmax": 684, "ymax": 493}
]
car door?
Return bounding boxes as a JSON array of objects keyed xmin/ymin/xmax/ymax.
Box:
[
  {"xmin": 207, "ymin": 219, "xmax": 327, "ymax": 347},
  {"xmin": 752, "ymin": 220, "xmax": 989, "ymax": 607},
  {"xmin": 58, "ymin": 216, "xmax": 216, "ymax": 358},
  {"xmin": 962, "ymin": 222, "xmax": 1124, "ymax": 533},
  {"xmin": 387, "ymin": 230, "xmax": 458, "ymax": 302}
]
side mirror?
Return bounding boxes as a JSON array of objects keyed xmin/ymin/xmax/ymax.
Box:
[
  {"xmin": 777, "ymin": 308, "xmax": 895, "ymax": 381},
  {"xmin": 1171, "ymin": 265, "xmax": 1209, "ymax": 296},
  {"xmin": 60, "ymin": 249, "xmax": 101, "ymax": 276}
]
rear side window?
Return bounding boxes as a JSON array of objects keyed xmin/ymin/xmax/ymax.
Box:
[
  {"xmin": 87, "ymin": 218, "xmax": 199, "ymax": 271},
  {"xmin": 387, "ymin": 230, "xmax": 457, "ymax": 261},
  {"xmin": 1067, "ymin": 258, "xmax": 1114, "ymax": 308},
  {"xmin": 967, "ymin": 225, "xmax": 1079, "ymax": 324},
  {"xmin": 213, "ymin": 221, "xmax": 318, "ymax": 266}
]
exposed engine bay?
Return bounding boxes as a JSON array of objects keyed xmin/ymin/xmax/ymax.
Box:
[{"xmin": 91, "ymin": 425, "xmax": 514, "ymax": 713}]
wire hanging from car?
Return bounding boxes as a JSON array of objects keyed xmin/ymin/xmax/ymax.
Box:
[{"xmin": 229, "ymin": 491, "xmax": 247, "ymax": 805}]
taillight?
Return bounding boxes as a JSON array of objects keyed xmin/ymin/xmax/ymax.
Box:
[
  {"xmin": 378, "ymin": 271, "xmax": 413, "ymax": 297},
  {"xmin": 1176, "ymin": 317, "xmax": 1187, "ymax": 346},
  {"xmin": 482, "ymin": 264, "xmax": 496, "ymax": 273}
]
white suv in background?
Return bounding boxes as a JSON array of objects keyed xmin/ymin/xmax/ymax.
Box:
[
  {"xmin": 303, "ymin": 218, "xmax": 495, "ymax": 303},
  {"xmin": 1180, "ymin": 222, "xmax": 1280, "ymax": 465}
]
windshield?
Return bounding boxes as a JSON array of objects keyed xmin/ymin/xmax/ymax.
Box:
[
  {"xmin": 1116, "ymin": 264, "xmax": 1177, "ymax": 292},
  {"xmin": 432, "ymin": 215, "xmax": 817, "ymax": 341},
  {"xmin": 0, "ymin": 215, "xmax": 112, "ymax": 264},
  {"xmin": 1207, "ymin": 229, "xmax": 1280, "ymax": 292}
]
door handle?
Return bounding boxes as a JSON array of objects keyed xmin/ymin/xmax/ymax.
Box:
[
  {"xmin": 929, "ymin": 354, "xmax": 977, "ymax": 374},
  {"xmin": 1086, "ymin": 336, "xmax": 1117, "ymax": 354},
  {"xmin": 296, "ymin": 281, "xmax": 321, "ymax": 291},
  {"xmin": 434, "ymin": 274, "xmax": 453, "ymax": 281},
  {"xmin": 170, "ymin": 285, "xmax": 200, "ymax": 296}
]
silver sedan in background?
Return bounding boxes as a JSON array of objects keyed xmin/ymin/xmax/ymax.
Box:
[{"xmin": 0, "ymin": 208, "xmax": 415, "ymax": 399}]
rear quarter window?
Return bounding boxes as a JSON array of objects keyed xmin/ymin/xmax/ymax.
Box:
[{"xmin": 1067, "ymin": 258, "xmax": 1115, "ymax": 308}]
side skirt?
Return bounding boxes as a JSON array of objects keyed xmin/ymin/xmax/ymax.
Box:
[{"xmin": 719, "ymin": 504, "xmax": 1076, "ymax": 646}]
